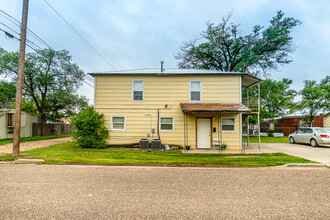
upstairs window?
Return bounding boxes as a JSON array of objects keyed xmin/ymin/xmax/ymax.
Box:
[
  {"xmin": 189, "ymin": 80, "xmax": 201, "ymax": 102},
  {"xmin": 132, "ymin": 80, "xmax": 144, "ymax": 101},
  {"xmin": 222, "ymin": 118, "xmax": 235, "ymax": 131}
]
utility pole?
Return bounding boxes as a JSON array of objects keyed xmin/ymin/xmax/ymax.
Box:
[{"xmin": 13, "ymin": 0, "xmax": 29, "ymax": 157}]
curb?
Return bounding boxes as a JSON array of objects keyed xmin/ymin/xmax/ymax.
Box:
[
  {"xmin": 14, "ymin": 159, "xmax": 45, "ymax": 164},
  {"xmin": 284, "ymin": 163, "xmax": 327, "ymax": 168}
]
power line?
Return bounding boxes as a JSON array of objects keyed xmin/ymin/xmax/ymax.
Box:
[
  {"xmin": 1, "ymin": 28, "xmax": 94, "ymax": 88},
  {"xmin": 1, "ymin": 28, "xmax": 93, "ymax": 88},
  {"xmin": 0, "ymin": 21, "xmax": 42, "ymax": 50},
  {"xmin": 42, "ymin": 0, "xmax": 115, "ymax": 70},
  {"xmin": 0, "ymin": 9, "xmax": 52, "ymax": 49},
  {"xmin": 0, "ymin": 27, "xmax": 40, "ymax": 52}
]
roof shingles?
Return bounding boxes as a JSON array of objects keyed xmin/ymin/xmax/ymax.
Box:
[{"xmin": 180, "ymin": 103, "xmax": 251, "ymax": 113}]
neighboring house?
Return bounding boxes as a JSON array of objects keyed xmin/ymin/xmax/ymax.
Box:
[
  {"xmin": 90, "ymin": 68, "xmax": 261, "ymax": 150},
  {"xmin": 282, "ymin": 112, "xmax": 325, "ymax": 136},
  {"xmin": 0, "ymin": 109, "xmax": 38, "ymax": 139},
  {"xmin": 324, "ymin": 112, "xmax": 330, "ymax": 128}
]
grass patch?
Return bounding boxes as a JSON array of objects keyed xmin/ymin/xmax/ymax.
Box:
[
  {"xmin": 0, "ymin": 134, "xmax": 71, "ymax": 146},
  {"xmin": 243, "ymin": 136, "xmax": 289, "ymax": 143},
  {"xmin": 0, "ymin": 142, "xmax": 315, "ymax": 167}
]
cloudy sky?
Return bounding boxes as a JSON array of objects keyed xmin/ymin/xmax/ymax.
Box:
[{"xmin": 0, "ymin": 0, "xmax": 329, "ymax": 103}]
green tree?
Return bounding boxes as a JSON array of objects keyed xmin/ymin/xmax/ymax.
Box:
[
  {"xmin": 176, "ymin": 11, "xmax": 301, "ymax": 75},
  {"xmin": 249, "ymin": 78, "xmax": 297, "ymax": 122},
  {"xmin": 71, "ymin": 107, "xmax": 109, "ymax": 148},
  {"xmin": 298, "ymin": 75, "xmax": 329, "ymax": 126},
  {"xmin": 0, "ymin": 47, "xmax": 88, "ymax": 135},
  {"xmin": 0, "ymin": 80, "xmax": 16, "ymax": 113}
]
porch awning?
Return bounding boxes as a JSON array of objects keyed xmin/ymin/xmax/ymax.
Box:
[{"xmin": 180, "ymin": 103, "xmax": 251, "ymax": 113}]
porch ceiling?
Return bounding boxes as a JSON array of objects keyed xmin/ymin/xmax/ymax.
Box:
[
  {"xmin": 241, "ymin": 74, "xmax": 262, "ymax": 88},
  {"xmin": 180, "ymin": 103, "xmax": 251, "ymax": 113}
]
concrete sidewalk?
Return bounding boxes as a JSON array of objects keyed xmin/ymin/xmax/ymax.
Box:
[{"xmin": 183, "ymin": 142, "xmax": 330, "ymax": 166}]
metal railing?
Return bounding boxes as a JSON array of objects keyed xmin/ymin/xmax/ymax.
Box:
[{"xmin": 242, "ymin": 97, "xmax": 259, "ymax": 112}]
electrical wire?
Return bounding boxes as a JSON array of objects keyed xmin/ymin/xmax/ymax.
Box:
[
  {"xmin": 0, "ymin": 28, "xmax": 94, "ymax": 88},
  {"xmin": 0, "ymin": 9, "xmax": 52, "ymax": 49},
  {"xmin": 42, "ymin": 0, "xmax": 115, "ymax": 70},
  {"xmin": 0, "ymin": 21, "xmax": 42, "ymax": 50}
]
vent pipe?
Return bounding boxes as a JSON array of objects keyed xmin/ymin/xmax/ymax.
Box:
[{"xmin": 160, "ymin": 61, "xmax": 164, "ymax": 72}]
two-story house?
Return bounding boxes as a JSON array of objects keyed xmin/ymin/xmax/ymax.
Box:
[{"xmin": 90, "ymin": 67, "xmax": 261, "ymax": 150}]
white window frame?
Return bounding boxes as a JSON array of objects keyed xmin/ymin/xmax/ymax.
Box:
[
  {"xmin": 189, "ymin": 80, "xmax": 202, "ymax": 102},
  {"xmin": 159, "ymin": 116, "xmax": 175, "ymax": 132},
  {"xmin": 111, "ymin": 115, "xmax": 126, "ymax": 131},
  {"xmin": 221, "ymin": 117, "xmax": 236, "ymax": 132},
  {"xmin": 132, "ymin": 80, "xmax": 144, "ymax": 102}
]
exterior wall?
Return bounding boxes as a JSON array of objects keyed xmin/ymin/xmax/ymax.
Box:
[
  {"xmin": 325, "ymin": 115, "xmax": 330, "ymax": 128},
  {"xmin": 95, "ymin": 75, "xmax": 242, "ymax": 149},
  {"xmin": 0, "ymin": 110, "xmax": 38, "ymax": 139},
  {"xmin": 283, "ymin": 116, "xmax": 324, "ymax": 136}
]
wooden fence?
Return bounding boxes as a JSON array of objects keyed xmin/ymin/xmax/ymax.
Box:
[{"xmin": 32, "ymin": 123, "xmax": 74, "ymax": 136}]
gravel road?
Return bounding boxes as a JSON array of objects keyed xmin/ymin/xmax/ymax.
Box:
[
  {"xmin": 0, "ymin": 164, "xmax": 329, "ymax": 219},
  {"xmin": 0, "ymin": 137, "xmax": 73, "ymax": 155}
]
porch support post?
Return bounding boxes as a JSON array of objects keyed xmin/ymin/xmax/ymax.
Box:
[
  {"xmin": 258, "ymin": 83, "xmax": 261, "ymax": 150},
  {"xmin": 247, "ymin": 88, "xmax": 249, "ymax": 146},
  {"xmin": 220, "ymin": 112, "xmax": 222, "ymax": 145},
  {"xmin": 240, "ymin": 113, "xmax": 243, "ymax": 153}
]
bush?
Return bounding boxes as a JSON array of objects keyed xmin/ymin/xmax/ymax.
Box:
[
  {"xmin": 267, "ymin": 129, "xmax": 275, "ymax": 137},
  {"xmin": 71, "ymin": 107, "xmax": 109, "ymax": 148}
]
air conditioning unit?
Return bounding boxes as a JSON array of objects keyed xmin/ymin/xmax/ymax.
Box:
[
  {"xmin": 139, "ymin": 138, "xmax": 149, "ymax": 150},
  {"xmin": 151, "ymin": 139, "xmax": 161, "ymax": 150}
]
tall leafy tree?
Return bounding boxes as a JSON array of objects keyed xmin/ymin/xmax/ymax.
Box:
[
  {"xmin": 0, "ymin": 47, "xmax": 88, "ymax": 135},
  {"xmin": 0, "ymin": 80, "xmax": 16, "ymax": 113},
  {"xmin": 176, "ymin": 11, "xmax": 301, "ymax": 75},
  {"xmin": 298, "ymin": 75, "xmax": 329, "ymax": 126},
  {"xmin": 249, "ymin": 78, "xmax": 296, "ymax": 122}
]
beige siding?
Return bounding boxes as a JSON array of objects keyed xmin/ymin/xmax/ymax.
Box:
[
  {"xmin": 326, "ymin": 115, "xmax": 330, "ymax": 128},
  {"xmin": 0, "ymin": 110, "xmax": 38, "ymax": 139},
  {"xmin": 95, "ymin": 75, "xmax": 242, "ymax": 149}
]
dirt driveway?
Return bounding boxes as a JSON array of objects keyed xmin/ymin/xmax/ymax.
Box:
[
  {"xmin": 249, "ymin": 142, "xmax": 330, "ymax": 166},
  {"xmin": 0, "ymin": 137, "xmax": 73, "ymax": 155}
]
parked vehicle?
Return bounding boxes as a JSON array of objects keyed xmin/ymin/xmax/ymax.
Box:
[{"xmin": 288, "ymin": 127, "xmax": 330, "ymax": 147}]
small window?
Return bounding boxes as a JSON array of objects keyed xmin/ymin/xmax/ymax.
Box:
[
  {"xmin": 297, "ymin": 129, "xmax": 305, "ymax": 134},
  {"xmin": 160, "ymin": 116, "xmax": 174, "ymax": 131},
  {"xmin": 132, "ymin": 80, "xmax": 144, "ymax": 101},
  {"xmin": 111, "ymin": 116, "xmax": 126, "ymax": 130},
  {"xmin": 7, "ymin": 113, "xmax": 14, "ymax": 127},
  {"xmin": 221, "ymin": 118, "xmax": 235, "ymax": 131},
  {"xmin": 189, "ymin": 80, "xmax": 201, "ymax": 102},
  {"xmin": 304, "ymin": 129, "xmax": 313, "ymax": 134}
]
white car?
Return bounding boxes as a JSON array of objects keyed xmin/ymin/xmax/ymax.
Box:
[{"xmin": 288, "ymin": 127, "xmax": 330, "ymax": 147}]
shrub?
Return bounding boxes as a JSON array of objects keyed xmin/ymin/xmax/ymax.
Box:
[
  {"xmin": 71, "ymin": 107, "xmax": 109, "ymax": 148},
  {"xmin": 267, "ymin": 129, "xmax": 275, "ymax": 137}
]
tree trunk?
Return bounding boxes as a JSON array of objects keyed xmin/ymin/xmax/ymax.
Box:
[{"xmin": 41, "ymin": 114, "xmax": 47, "ymax": 136}]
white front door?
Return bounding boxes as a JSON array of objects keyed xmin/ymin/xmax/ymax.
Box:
[{"xmin": 197, "ymin": 118, "xmax": 211, "ymax": 149}]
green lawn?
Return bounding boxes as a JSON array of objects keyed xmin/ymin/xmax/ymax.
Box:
[
  {"xmin": 0, "ymin": 134, "xmax": 71, "ymax": 146},
  {"xmin": 0, "ymin": 142, "xmax": 314, "ymax": 167},
  {"xmin": 243, "ymin": 136, "xmax": 289, "ymax": 143}
]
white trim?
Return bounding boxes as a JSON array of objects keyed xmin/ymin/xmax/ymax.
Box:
[
  {"xmin": 111, "ymin": 115, "xmax": 126, "ymax": 131},
  {"xmin": 159, "ymin": 116, "xmax": 175, "ymax": 132},
  {"xmin": 189, "ymin": 80, "xmax": 202, "ymax": 102},
  {"xmin": 94, "ymin": 77, "xmax": 96, "ymax": 108},
  {"xmin": 221, "ymin": 117, "xmax": 236, "ymax": 132},
  {"xmin": 132, "ymin": 79, "xmax": 144, "ymax": 102}
]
